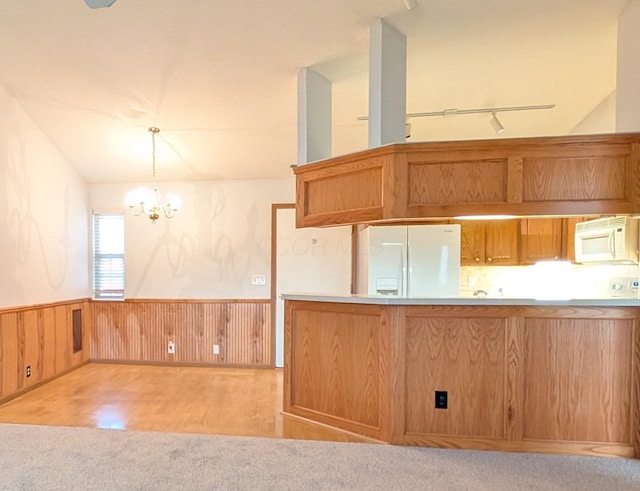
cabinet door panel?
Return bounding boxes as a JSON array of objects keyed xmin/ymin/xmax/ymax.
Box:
[
  {"xmin": 520, "ymin": 218, "xmax": 562, "ymax": 264},
  {"xmin": 485, "ymin": 220, "xmax": 519, "ymax": 265},
  {"xmin": 458, "ymin": 221, "xmax": 484, "ymax": 265}
]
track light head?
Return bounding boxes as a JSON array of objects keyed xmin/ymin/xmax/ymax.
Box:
[{"xmin": 490, "ymin": 113, "xmax": 505, "ymax": 134}]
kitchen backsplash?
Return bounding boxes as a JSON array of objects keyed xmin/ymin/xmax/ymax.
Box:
[{"xmin": 460, "ymin": 263, "xmax": 640, "ymax": 299}]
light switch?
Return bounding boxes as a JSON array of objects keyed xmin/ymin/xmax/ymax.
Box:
[{"xmin": 251, "ymin": 275, "xmax": 266, "ymax": 286}]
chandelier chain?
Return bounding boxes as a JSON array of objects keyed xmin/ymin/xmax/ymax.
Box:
[{"xmin": 149, "ymin": 126, "xmax": 159, "ymax": 181}]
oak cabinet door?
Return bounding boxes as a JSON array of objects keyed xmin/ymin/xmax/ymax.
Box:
[
  {"xmin": 520, "ymin": 218, "xmax": 563, "ymax": 264},
  {"xmin": 457, "ymin": 220, "xmax": 519, "ymax": 265},
  {"xmin": 485, "ymin": 220, "xmax": 519, "ymax": 265},
  {"xmin": 458, "ymin": 221, "xmax": 485, "ymax": 265}
]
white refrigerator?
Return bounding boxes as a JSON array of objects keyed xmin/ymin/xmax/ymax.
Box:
[{"xmin": 361, "ymin": 224, "xmax": 461, "ymax": 297}]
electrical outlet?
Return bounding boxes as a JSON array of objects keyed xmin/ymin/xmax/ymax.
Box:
[
  {"xmin": 168, "ymin": 341, "xmax": 175, "ymax": 354},
  {"xmin": 213, "ymin": 344, "xmax": 220, "ymax": 355},
  {"xmin": 435, "ymin": 390, "xmax": 448, "ymax": 409},
  {"xmin": 26, "ymin": 365, "xmax": 31, "ymax": 378}
]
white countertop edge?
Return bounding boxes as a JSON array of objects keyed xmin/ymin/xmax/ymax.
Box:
[{"xmin": 280, "ymin": 293, "xmax": 640, "ymax": 307}]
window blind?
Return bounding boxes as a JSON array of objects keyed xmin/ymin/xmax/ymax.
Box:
[{"xmin": 93, "ymin": 213, "xmax": 124, "ymax": 299}]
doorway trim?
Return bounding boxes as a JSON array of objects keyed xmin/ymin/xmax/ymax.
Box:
[{"xmin": 270, "ymin": 203, "xmax": 295, "ymax": 367}]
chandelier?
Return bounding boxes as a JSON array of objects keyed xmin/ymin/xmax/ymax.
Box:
[{"xmin": 126, "ymin": 127, "xmax": 180, "ymax": 224}]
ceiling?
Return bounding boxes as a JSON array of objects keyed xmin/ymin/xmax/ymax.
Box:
[{"xmin": 0, "ymin": 0, "xmax": 630, "ymax": 184}]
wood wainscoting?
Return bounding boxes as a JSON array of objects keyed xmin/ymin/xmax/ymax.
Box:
[
  {"xmin": 91, "ymin": 299, "xmax": 272, "ymax": 367},
  {"xmin": 284, "ymin": 300, "xmax": 640, "ymax": 458},
  {"xmin": 0, "ymin": 299, "xmax": 91, "ymax": 403}
]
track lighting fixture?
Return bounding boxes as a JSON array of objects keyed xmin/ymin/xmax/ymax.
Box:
[
  {"xmin": 357, "ymin": 103, "xmax": 554, "ymax": 136},
  {"xmin": 489, "ymin": 112, "xmax": 505, "ymax": 134}
]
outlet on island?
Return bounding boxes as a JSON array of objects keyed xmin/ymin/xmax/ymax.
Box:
[
  {"xmin": 167, "ymin": 341, "xmax": 175, "ymax": 354},
  {"xmin": 435, "ymin": 390, "xmax": 448, "ymax": 409}
]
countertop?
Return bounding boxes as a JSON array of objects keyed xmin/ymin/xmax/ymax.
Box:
[{"xmin": 280, "ymin": 292, "xmax": 640, "ymax": 307}]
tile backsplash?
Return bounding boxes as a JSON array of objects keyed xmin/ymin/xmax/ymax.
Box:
[{"xmin": 460, "ymin": 263, "xmax": 639, "ymax": 299}]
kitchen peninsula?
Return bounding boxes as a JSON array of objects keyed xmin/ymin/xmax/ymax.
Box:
[
  {"xmin": 283, "ymin": 294, "xmax": 640, "ymax": 458},
  {"xmin": 284, "ymin": 133, "xmax": 640, "ymax": 459}
]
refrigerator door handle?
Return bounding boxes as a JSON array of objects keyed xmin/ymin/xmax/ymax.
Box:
[{"xmin": 403, "ymin": 242, "xmax": 408, "ymax": 297}]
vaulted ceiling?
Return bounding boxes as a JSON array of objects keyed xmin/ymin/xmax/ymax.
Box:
[{"xmin": 0, "ymin": 0, "xmax": 629, "ymax": 184}]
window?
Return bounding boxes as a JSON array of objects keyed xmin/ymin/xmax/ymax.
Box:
[{"xmin": 92, "ymin": 213, "xmax": 124, "ymax": 299}]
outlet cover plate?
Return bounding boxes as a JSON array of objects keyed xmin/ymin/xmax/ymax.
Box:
[
  {"xmin": 435, "ymin": 390, "xmax": 448, "ymax": 409},
  {"xmin": 251, "ymin": 275, "xmax": 266, "ymax": 286}
]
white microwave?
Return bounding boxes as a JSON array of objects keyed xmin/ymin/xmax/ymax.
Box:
[{"xmin": 575, "ymin": 216, "xmax": 639, "ymax": 264}]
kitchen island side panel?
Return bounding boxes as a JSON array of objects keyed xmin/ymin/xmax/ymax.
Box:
[
  {"xmin": 284, "ymin": 300, "xmax": 398, "ymax": 440},
  {"xmin": 283, "ymin": 298, "xmax": 640, "ymax": 458}
]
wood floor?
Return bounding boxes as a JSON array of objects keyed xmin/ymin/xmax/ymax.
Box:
[{"xmin": 0, "ymin": 363, "xmax": 372, "ymax": 443}]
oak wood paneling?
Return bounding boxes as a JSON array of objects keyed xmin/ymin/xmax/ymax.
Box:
[
  {"xmin": 41, "ymin": 308, "xmax": 56, "ymax": 380},
  {"xmin": 459, "ymin": 221, "xmax": 484, "ymax": 264},
  {"xmin": 0, "ymin": 300, "xmax": 90, "ymax": 403},
  {"xmin": 90, "ymin": 300, "xmax": 271, "ymax": 367},
  {"xmin": 522, "ymin": 317, "xmax": 633, "ymax": 444},
  {"xmin": 290, "ymin": 307, "xmax": 381, "ymax": 428},
  {"xmin": 285, "ymin": 301, "xmax": 389, "ymax": 439},
  {"xmin": 23, "ymin": 310, "xmax": 38, "ymax": 387},
  {"xmin": 456, "ymin": 220, "xmax": 519, "ymax": 265},
  {"xmin": 484, "ymin": 220, "xmax": 519, "ymax": 265},
  {"xmin": 294, "ymin": 133, "xmax": 640, "ymax": 226},
  {"xmin": 404, "ymin": 315, "xmax": 506, "ymax": 438},
  {"xmin": 408, "ymin": 159, "xmax": 508, "ymax": 206},
  {"xmin": 305, "ymin": 167, "xmax": 382, "ymax": 215},
  {"xmin": 284, "ymin": 300, "xmax": 640, "ymax": 458},
  {"xmin": 522, "ymin": 156, "xmax": 626, "ymax": 202},
  {"xmin": 507, "ymin": 157, "xmax": 524, "ymax": 204},
  {"xmin": 504, "ymin": 316, "xmax": 524, "ymax": 441},
  {"xmin": 633, "ymin": 319, "xmax": 640, "ymax": 457},
  {"xmin": 520, "ymin": 218, "xmax": 563, "ymax": 263},
  {"xmin": 1, "ymin": 313, "xmax": 20, "ymax": 398}
]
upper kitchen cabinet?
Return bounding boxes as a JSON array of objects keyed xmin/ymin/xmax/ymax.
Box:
[
  {"xmin": 519, "ymin": 218, "xmax": 563, "ymax": 264},
  {"xmin": 457, "ymin": 220, "xmax": 519, "ymax": 265},
  {"xmin": 293, "ymin": 133, "xmax": 640, "ymax": 228}
]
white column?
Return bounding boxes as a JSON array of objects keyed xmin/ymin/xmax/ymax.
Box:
[
  {"xmin": 368, "ymin": 19, "xmax": 407, "ymax": 148},
  {"xmin": 297, "ymin": 68, "xmax": 332, "ymax": 164},
  {"xmin": 616, "ymin": 0, "xmax": 640, "ymax": 131}
]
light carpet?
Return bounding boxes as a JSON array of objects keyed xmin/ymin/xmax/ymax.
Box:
[{"xmin": 1, "ymin": 423, "xmax": 639, "ymax": 490}]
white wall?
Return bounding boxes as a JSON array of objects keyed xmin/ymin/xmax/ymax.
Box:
[
  {"xmin": 570, "ymin": 91, "xmax": 616, "ymax": 135},
  {"xmin": 616, "ymin": 0, "xmax": 640, "ymax": 131},
  {"xmin": 0, "ymin": 85, "xmax": 89, "ymax": 309},
  {"xmin": 90, "ymin": 178, "xmax": 295, "ymax": 298}
]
